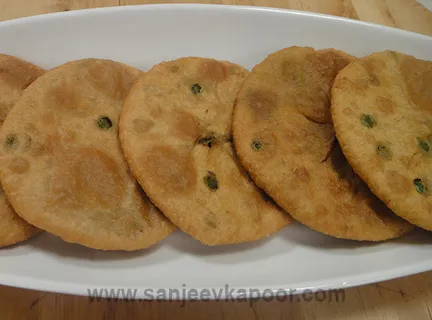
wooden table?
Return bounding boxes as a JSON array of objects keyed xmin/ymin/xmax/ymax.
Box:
[{"xmin": 0, "ymin": 1, "xmax": 431, "ymax": 319}]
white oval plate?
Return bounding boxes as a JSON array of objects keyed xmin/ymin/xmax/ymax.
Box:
[{"xmin": 0, "ymin": 4, "xmax": 431, "ymax": 300}]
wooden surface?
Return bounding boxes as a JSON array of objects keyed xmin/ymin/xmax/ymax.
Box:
[{"xmin": 0, "ymin": 0, "xmax": 431, "ymax": 319}]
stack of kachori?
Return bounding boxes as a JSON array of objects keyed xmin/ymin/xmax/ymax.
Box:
[{"xmin": 0, "ymin": 46, "xmax": 430, "ymax": 251}]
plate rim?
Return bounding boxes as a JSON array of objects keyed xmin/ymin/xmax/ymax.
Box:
[
  {"xmin": 0, "ymin": 257, "xmax": 431, "ymax": 300},
  {"xmin": 0, "ymin": 3, "xmax": 430, "ymax": 41}
]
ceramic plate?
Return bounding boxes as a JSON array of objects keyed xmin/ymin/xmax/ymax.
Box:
[{"xmin": 0, "ymin": 4, "xmax": 431, "ymax": 300}]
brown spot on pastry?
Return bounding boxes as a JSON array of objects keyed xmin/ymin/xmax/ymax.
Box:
[
  {"xmin": 376, "ymin": 96, "xmax": 394, "ymax": 114},
  {"xmin": 386, "ymin": 171, "xmax": 410, "ymax": 195},
  {"xmin": 133, "ymin": 118, "xmax": 155, "ymax": 135},
  {"xmin": 247, "ymin": 90, "xmax": 278, "ymax": 119},
  {"xmin": 172, "ymin": 111, "xmax": 200, "ymax": 140},
  {"xmin": 143, "ymin": 146, "xmax": 197, "ymax": 194},
  {"xmin": 49, "ymin": 148, "xmax": 125, "ymax": 210},
  {"xmin": 400, "ymin": 56, "xmax": 432, "ymax": 113},
  {"xmin": 87, "ymin": 60, "xmax": 139, "ymax": 101},
  {"xmin": 293, "ymin": 166, "xmax": 310, "ymax": 182},
  {"xmin": 316, "ymin": 204, "xmax": 328, "ymax": 216},
  {"xmin": 149, "ymin": 106, "xmax": 163, "ymax": 119},
  {"xmin": 343, "ymin": 108, "xmax": 354, "ymax": 116},
  {"xmin": 200, "ymin": 60, "xmax": 227, "ymax": 82},
  {"xmin": 8, "ymin": 157, "xmax": 29, "ymax": 174},
  {"xmin": 368, "ymin": 73, "xmax": 380, "ymax": 86},
  {"xmin": 48, "ymin": 86, "xmax": 79, "ymax": 110}
]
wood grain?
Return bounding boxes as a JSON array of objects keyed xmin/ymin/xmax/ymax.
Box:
[
  {"xmin": 0, "ymin": 1, "xmax": 431, "ymax": 319},
  {"xmin": 1, "ymin": 271, "xmax": 432, "ymax": 320}
]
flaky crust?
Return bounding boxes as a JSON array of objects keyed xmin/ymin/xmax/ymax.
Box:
[
  {"xmin": 0, "ymin": 58, "xmax": 175, "ymax": 251},
  {"xmin": 233, "ymin": 46, "xmax": 413, "ymax": 241},
  {"xmin": 119, "ymin": 57, "xmax": 292, "ymax": 246},
  {"xmin": 332, "ymin": 50, "xmax": 432, "ymax": 231},
  {"xmin": 0, "ymin": 54, "xmax": 44, "ymax": 247}
]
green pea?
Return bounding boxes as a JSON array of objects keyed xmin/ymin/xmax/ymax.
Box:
[
  {"xmin": 251, "ymin": 140, "xmax": 263, "ymax": 151},
  {"xmin": 198, "ymin": 135, "xmax": 214, "ymax": 148},
  {"xmin": 191, "ymin": 83, "xmax": 202, "ymax": 95},
  {"xmin": 376, "ymin": 144, "xmax": 392, "ymax": 160},
  {"xmin": 413, "ymin": 178, "xmax": 429, "ymax": 195},
  {"xmin": 361, "ymin": 114, "xmax": 376, "ymax": 128},
  {"xmin": 203, "ymin": 172, "xmax": 218, "ymax": 191},
  {"xmin": 417, "ymin": 138, "xmax": 430, "ymax": 153},
  {"xmin": 5, "ymin": 134, "xmax": 18, "ymax": 149},
  {"xmin": 97, "ymin": 116, "xmax": 112, "ymax": 129}
]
